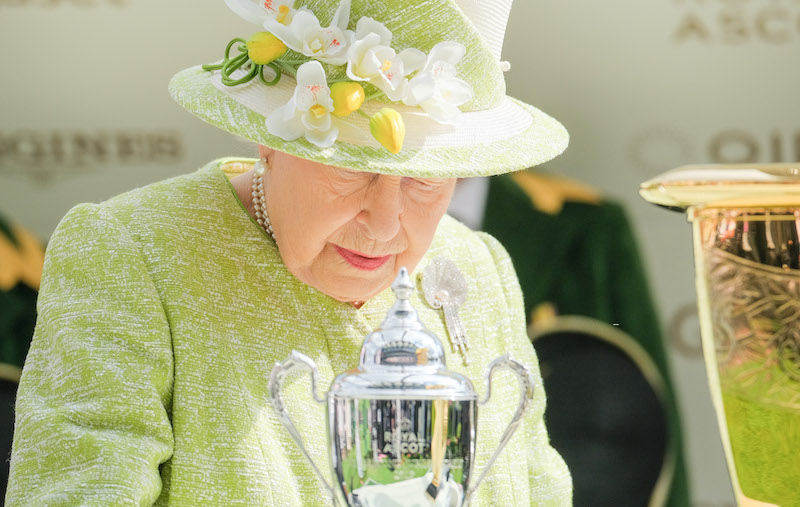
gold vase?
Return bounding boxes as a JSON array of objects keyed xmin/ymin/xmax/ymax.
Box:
[{"xmin": 641, "ymin": 164, "xmax": 800, "ymax": 506}]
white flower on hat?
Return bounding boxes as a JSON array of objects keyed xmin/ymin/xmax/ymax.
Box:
[
  {"xmin": 224, "ymin": 0, "xmax": 296, "ymax": 26},
  {"xmin": 265, "ymin": 61, "xmax": 339, "ymax": 148},
  {"xmin": 264, "ymin": 0, "xmax": 353, "ymax": 66},
  {"xmin": 346, "ymin": 17, "xmax": 426, "ymax": 102},
  {"xmin": 209, "ymin": 1, "xmax": 480, "ymax": 153},
  {"xmin": 403, "ymin": 41, "xmax": 474, "ymax": 124}
]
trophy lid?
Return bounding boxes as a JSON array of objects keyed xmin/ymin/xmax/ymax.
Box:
[
  {"xmin": 330, "ymin": 268, "xmax": 476, "ymax": 401},
  {"xmin": 640, "ymin": 163, "xmax": 800, "ymax": 211}
]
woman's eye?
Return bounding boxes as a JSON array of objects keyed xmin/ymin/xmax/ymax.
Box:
[
  {"xmin": 403, "ymin": 178, "xmax": 446, "ymax": 193},
  {"xmin": 404, "ymin": 178, "xmax": 430, "ymax": 188}
]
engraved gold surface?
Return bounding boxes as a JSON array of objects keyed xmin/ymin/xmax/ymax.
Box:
[{"xmin": 693, "ymin": 210, "xmax": 800, "ymax": 505}]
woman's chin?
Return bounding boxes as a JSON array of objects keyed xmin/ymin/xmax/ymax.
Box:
[
  {"xmin": 301, "ymin": 254, "xmax": 423, "ymax": 304},
  {"xmin": 322, "ymin": 268, "xmax": 399, "ymax": 303},
  {"xmin": 327, "ymin": 279, "xmax": 390, "ymax": 304}
]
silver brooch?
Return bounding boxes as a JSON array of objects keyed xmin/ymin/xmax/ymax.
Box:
[{"xmin": 421, "ymin": 257, "xmax": 469, "ymax": 363}]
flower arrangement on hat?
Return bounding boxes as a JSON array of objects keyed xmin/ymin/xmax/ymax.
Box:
[
  {"xmin": 204, "ymin": 0, "xmax": 473, "ymax": 154},
  {"xmin": 171, "ymin": 0, "xmax": 567, "ymax": 178}
]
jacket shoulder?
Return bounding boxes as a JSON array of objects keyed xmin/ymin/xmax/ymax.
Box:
[
  {"xmin": 98, "ymin": 160, "xmax": 229, "ymax": 223},
  {"xmin": 432, "ymin": 214, "xmax": 511, "ymax": 266}
]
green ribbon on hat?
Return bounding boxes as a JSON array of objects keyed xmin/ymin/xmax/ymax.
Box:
[{"xmin": 202, "ymin": 37, "xmax": 283, "ymax": 87}]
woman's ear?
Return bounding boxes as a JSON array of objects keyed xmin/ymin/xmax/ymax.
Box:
[{"xmin": 258, "ymin": 145, "xmax": 274, "ymax": 161}]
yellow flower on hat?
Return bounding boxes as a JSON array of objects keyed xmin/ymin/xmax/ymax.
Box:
[
  {"xmin": 369, "ymin": 108, "xmax": 405, "ymax": 154},
  {"xmin": 247, "ymin": 32, "xmax": 287, "ymax": 65},
  {"xmin": 330, "ymin": 82, "xmax": 365, "ymax": 117}
]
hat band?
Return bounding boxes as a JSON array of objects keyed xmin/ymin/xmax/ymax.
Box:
[{"xmin": 209, "ymin": 70, "xmax": 533, "ymax": 150}]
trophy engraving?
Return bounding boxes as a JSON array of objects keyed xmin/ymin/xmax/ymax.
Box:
[
  {"xmin": 641, "ymin": 163, "xmax": 800, "ymax": 505},
  {"xmin": 268, "ymin": 267, "xmax": 536, "ymax": 506}
]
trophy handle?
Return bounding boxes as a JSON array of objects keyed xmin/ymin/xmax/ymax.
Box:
[
  {"xmin": 464, "ymin": 353, "xmax": 536, "ymax": 503},
  {"xmin": 268, "ymin": 351, "xmax": 336, "ymax": 501}
]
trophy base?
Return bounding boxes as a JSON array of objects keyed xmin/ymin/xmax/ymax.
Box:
[{"xmin": 351, "ymin": 471, "xmax": 463, "ymax": 507}]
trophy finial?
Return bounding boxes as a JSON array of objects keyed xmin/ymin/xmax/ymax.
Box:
[
  {"xmin": 358, "ymin": 266, "xmax": 446, "ymax": 370},
  {"xmin": 391, "ymin": 267, "xmax": 414, "ymax": 300}
]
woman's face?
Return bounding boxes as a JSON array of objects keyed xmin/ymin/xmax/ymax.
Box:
[{"xmin": 263, "ymin": 149, "xmax": 456, "ymax": 303}]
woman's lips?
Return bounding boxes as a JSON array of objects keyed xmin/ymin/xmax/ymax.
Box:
[{"xmin": 334, "ymin": 245, "xmax": 391, "ymax": 271}]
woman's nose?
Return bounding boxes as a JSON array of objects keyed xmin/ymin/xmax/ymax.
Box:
[{"xmin": 357, "ymin": 179, "xmax": 404, "ymax": 241}]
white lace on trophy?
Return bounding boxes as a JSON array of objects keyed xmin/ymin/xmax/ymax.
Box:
[{"xmin": 352, "ymin": 472, "xmax": 463, "ymax": 507}]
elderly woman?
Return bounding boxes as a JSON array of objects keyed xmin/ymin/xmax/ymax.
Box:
[{"xmin": 7, "ymin": 0, "xmax": 572, "ymax": 505}]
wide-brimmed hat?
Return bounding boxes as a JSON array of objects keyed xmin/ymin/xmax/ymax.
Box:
[{"xmin": 169, "ymin": 0, "xmax": 568, "ymax": 178}]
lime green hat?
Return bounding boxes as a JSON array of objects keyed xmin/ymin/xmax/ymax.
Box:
[{"xmin": 169, "ymin": 0, "xmax": 568, "ymax": 178}]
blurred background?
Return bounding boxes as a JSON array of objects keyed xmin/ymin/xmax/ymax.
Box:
[{"xmin": 1, "ymin": 0, "xmax": 798, "ymax": 504}]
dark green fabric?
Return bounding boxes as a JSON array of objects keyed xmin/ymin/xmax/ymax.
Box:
[
  {"xmin": 0, "ymin": 285, "xmax": 37, "ymax": 369},
  {"xmin": 0, "ymin": 217, "xmax": 37, "ymax": 504},
  {"xmin": 0, "ymin": 219, "xmax": 37, "ymax": 369},
  {"xmin": 0, "ymin": 217, "xmax": 18, "ymax": 249},
  {"xmin": 482, "ymin": 172, "xmax": 690, "ymax": 506}
]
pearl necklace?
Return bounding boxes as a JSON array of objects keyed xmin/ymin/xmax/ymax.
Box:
[
  {"xmin": 252, "ymin": 159, "xmax": 363, "ymax": 308},
  {"xmin": 251, "ymin": 159, "xmax": 275, "ymax": 241}
]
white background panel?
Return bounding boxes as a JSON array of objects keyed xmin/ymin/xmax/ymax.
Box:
[{"xmin": 2, "ymin": 1, "xmax": 799, "ymax": 504}]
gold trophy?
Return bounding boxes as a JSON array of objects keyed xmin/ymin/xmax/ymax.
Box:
[{"xmin": 641, "ymin": 164, "xmax": 800, "ymax": 506}]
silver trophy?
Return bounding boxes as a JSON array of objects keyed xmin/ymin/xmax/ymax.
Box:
[{"xmin": 268, "ymin": 267, "xmax": 535, "ymax": 506}]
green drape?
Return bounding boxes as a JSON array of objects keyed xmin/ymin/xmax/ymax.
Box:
[{"xmin": 483, "ymin": 172, "xmax": 690, "ymax": 506}]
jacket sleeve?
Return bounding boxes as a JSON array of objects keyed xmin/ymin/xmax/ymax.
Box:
[
  {"xmin": 475, "ymin": 231, "xmax": 573, "ymax": 506},
  {"xmin": 6, "ymin": 203, "xmax": 174, "ymax": 506}
]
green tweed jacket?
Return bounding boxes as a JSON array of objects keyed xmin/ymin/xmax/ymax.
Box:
[{"xmin": 7, "ymin": 159, "xmax": 571, "ymax": 506}]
